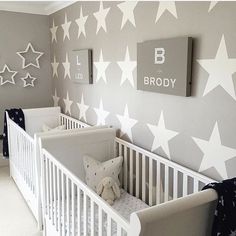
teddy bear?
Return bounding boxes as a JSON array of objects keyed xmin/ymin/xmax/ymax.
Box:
[{"xmin": 97, "ymin": 177, "xmax": 121, "ymax": 205}]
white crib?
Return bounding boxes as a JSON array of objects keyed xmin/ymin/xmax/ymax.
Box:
[
  {"xmin": 6, "ymin": 107, "xmax": 89, "ymax": 229},
  {"xmin": 39, "ymin": 128, "xmax": 218, "ymax": 236}
]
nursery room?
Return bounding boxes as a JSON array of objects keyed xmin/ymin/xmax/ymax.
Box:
[{"xmin": 0, "ymin": 0, "xmax": 236, "ymax": 235}]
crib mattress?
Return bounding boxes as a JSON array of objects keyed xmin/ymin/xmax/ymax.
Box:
[{"xmin": 48, "ymin": 189, "xmax": 149, "ymax": 235}]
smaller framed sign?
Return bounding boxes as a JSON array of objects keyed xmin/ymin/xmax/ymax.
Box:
[
  {"xmin": 71, "ymin": 49, "xmax": 93, "ymax": 84},
  {"xmin": 137, "ymin": 37, "xmax": 193, "ymax": 97}
]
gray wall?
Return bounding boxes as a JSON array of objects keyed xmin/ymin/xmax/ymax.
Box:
[
  {"xmin": 50, "ymin": 1, "xmax": 236, "ymax": 181},
  {"xmin": 0, "ymin": 11, "xmax": 52, "ymax": 141}
]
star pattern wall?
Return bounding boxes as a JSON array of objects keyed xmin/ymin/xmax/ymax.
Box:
[{"xmin": 50, "ymin": 1, "xmax": 236, "ymax": 180}]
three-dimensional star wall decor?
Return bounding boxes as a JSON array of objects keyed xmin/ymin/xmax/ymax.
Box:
[
  {"xmin": 17, "ymin": 43, "xmax": 44, "ymax": 69},
  {"xmin": 21, "ymin": 73, "xmax": 37, "ymax": 87},
  {"xmin": 0, "ymin": 65, "xmax": 17, "ymax": 86}
]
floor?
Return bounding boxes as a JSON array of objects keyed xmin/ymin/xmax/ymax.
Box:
[{"xmin": 0, "ymin": 166, "xmax": 42, "ymax": 236}]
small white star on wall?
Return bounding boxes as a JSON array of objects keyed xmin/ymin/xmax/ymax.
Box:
[
  {"xmin": 147, "ymin": 111, "xmax": 178, "ymax": 159},
  {"xmin": 116, "ymin": 104, "xmax": 137, "ymax": 142},
  {"xmin": 62, "ymin": 53, "xmax": 71, "ymax": 79},
  {"xmin": 94, "ymin": 49, "xmax": 111, "ymax": 84},
  {"xmin": 51, "ymin": 55, "xmax": 59, "ymax": 78},
  {"xmin": 197, "ymin": 35, "xmax": 236, "ymax": 100},
  {"xmin": 21, "ymin": 73, "xmax": 37, "ymax": 87},
  {"xmin": 75, "ymin": 6, "xmax": 88, "ymax": 38},
  {"xmin": 208, "ymin": 1, "xmax": 218, "ymax": 12},
  {"xmin": 117, "ymin": 46, "xmax": 136, "ymax": 88},
  {"xmin": 63, "ymin": 91, "xmax": 73, "ymax": 115},
  {"xmin": 16, "ymin": 43, "xmax": 44, "ymax": 69},
  {"xmin": 0, "ymin": 65, "xmax": 17, "ymax": 86},
  {"xmin": 52, "ymin": 89, "xmax": 60, "ymax": 107},
  {"xmin": 94, "ymin": 99, "xmax": 109, "ymax": 125},
  {"xmin": 50, "ymin": 19, "xmax": 58, "ymax": 43},
  {"xmin": 77, "ymin": 93, "xmax": 89, "ymax": 122},
  {"xmin": 192, "ymin": 122, "xmax": 236, "ymax": 179},
  {"xmin": 61, "ymin": 13, "xmax": 71, "ymax": 41},
  {"xmin": 155, "ymin": 1, "xmax": 178, "ymax": 23},
  {"xmin": 117, "ymin": 1, "xmax": 138, "ymax": 29},
  {"xmin": 93, "ymin": 1, "xmax": 110, "ymax": 34}
]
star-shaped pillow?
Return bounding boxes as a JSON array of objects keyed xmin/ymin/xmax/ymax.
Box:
[{"xmin": 83, "ymin": 155, "xmax": 123, "ymax": 192}]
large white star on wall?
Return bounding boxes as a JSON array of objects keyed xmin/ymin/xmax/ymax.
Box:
[
  {"xmin": 75, "ymin": 6, "xmax": 88, "ymax": 38},
  {"xmin": 21, "ymin": 73, "xmax": 36, "ymax": 87},
  {"xmin": 51, "ymin": 55, "xmax": 59, "ymax": 78},
  {"xmin": 197, "ymin": 35, "xmax": 236, "ymax": 100},
  {"xmin": 208, "ymin": 1, "xmax": 218, "ymax": 12},
  {"xmin": 77, "ymin": 93, "xmax": 89, "ymax": 122},
  {"xmin": 147, "ymin": 111, "xmax": 178, "ymax": 159},
  {"xmin": 94, "ymin": 50, "xmax": 110, "ymax": 84},
  {"xmin": 0, "ymin": 65, "xmax": 17, "ymax": 85},
  {"xmin": 52, "ymin": 89, "xmax": 60, "ymax": 107},
  {"xmin": 62, "ymin": 53, "xmax": 71, "ymax": 79},
  {"xmin": 93, "ymin": 1, "xmax": 110, "ymax": 34},
  {"xmin": 63, "ymin": 91, "xmax": 73, "ymax": 115},
  {"xmin": 17, "ymin": 43, "xmax": 44, "ymax": 69},
  {"xmin": 61, "ymin": 13, "xmax": 71, "ymax": 41},
  {"xmin": 94, "ymin": 99, "xmax": 109, "ymax": 125},
  {"xmin": 117, "ymin": 46, "xmax": 136, "ymax": 88},
  {"xmin": 192, "ymin": 122, "xmax": 236, "ymax": 179},
  {"xmin": 117, "ymin": 1, "xmax": 138, "ymax": 29},
  {"xmin": 155, "ymin": 1, "xmax": 178, "ymax": 23},
  {"xmin": 50, "ymin": 19, "xmax": 58, "ymax": 43},
  {"xmin": 116, "ymin": 104, "xmax": 137, "ymax": 142}
]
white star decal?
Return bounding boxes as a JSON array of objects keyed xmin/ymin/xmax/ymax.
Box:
[
  {"xmin": 21, "ymin": 73, "xmax": 36, "ymax": 87},
  {"xmin": 75, "ymin": 6, "xmax": 88, "ymax": 38},
  {"xmin": 94, "ymin": 99, "xmax": 109, "ymax": 125},
  {"xmin": 62, "ymin": 53, "xmax": 71, "ymax": 79},
  {"xmin": 117, "ymin": 1, "xmax": 138, "ymax": 29},
  {"xmin": 208, "ymin": 1, "xmax": 218, "ymax": 12},
  {"xmin": 17, "ymin": 43, "xmax": 44, "ymax": 69},
  {"xmin": 192, "ymin": 122, "xmax": 236, "ymax": 179},
  {"xmin": 94, "ymin": 50, "xmax": 110, "ymax": 84},
  {"xmin": 63, "ymin": 91, "xmax": 73, "ymax": 115},
  {"xmin": 155, "ymin": 1, "xmax": 178, "ymax": 23},
  {"xmin": 61, "ymin": 13, "xmax": 71, "ymax": 41},
  {"xmin": 0, "ymin": 65, "xmax": 17, "ymax": 86},
  {"xmin": 94, "ymin": 1, "xmax": 110, "ymax": 34},
  {"xmin": 147, "ymin": 111, "xmax": 178, "ymax": 159},
  {"xmin": 77, "ymin": 93, "xmax": 89, "ymax": 122},
  {"xmin": 197, "ymin": 35, "xmax": 236, "ymax": 100},
  {"xmin": 116, "ymin": 104, "xmax": 137, "ymax": 142},
  {"xmin": 51, "ymin": 55, "xmax": 59, "ymax": 78},
  {"xmin": 52, "ymin": 89, "xmax": 60, "ymax": 107},
  {"xmin": 117, "ymin": 46, "xmax": 136, "ymax": 88},
  {"xmin": 50, "ymin": 19, "xmax": 58, "ymax": 43}
]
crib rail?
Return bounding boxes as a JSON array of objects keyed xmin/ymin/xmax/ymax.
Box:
[
  {"xmin": 42, "ymin": 149, "xmax": 130, "ymax": 236},
  {"xmin": 115, "ymin": 138, "xmax": 215, "ymax": 206},
  {"xmin": 59, "ymin": 113, "xmax": 90, "ymax": 129}
]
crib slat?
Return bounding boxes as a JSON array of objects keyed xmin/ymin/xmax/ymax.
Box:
[
  {"xmin": 124, "ymin": 146, "xmax": 128, "ymax": 191},
  {"xmin": 49, "ymin": 160, "xmax": 53, "ymax": 221},
  {"xmin": 142, "ymin": 154, "xmax": 146, "ymax": 202},
  {"xmin": 149, "ymin": 159, "xmax": 153, "ymax": 206},
  {"xmin": 118, "ymin": 143, "xmax": 123, "ymax": 187},
  {"xmin": 183, "ymin": 174, "xmax": 188, "ymax": 196},
  {"xmin": 77, "ymin": 187, "xmax": 81, "ymax": 236},
  {"xmin": 53, "ymin": 163, "xmax": 57, "ymax": 229},
  {"xmin": 117, "ymin": 225, "xmax": 122, "ymax": 236},
  {"xmin": 129, "ymin": 149, "xmax": 133, "ymax": 195},
  {"xmin": 83, "ymin": 193, "xmax": 87, "ymax": 236},
  {"xmin": 107, "ymin": 215, "xmax": 112, "ymax": 236},
  {"xmin": 66, "ymin": 177, "xmax": 70, "ymax": 235},
  {"xmin": 193, "ymin": 178, "xmax": 199, "ymax": 193},
  {"xmin": 98, "ymin": 206, "xmax": 103, "ymax": 236},
  {"xmin": 135, "ymin": 152, "xmax": 140, "ymax": 198},
  {"xmin": 90, "ymin": 200, "xmax": 94, "ymax": 236},
  {"xmin": 72, "ymin": 183, "xmax": 75, "ymax": 236},
  {"xmin": 156, "ymin": 160, "xmax": 161, "ymax": 204},
  {"xmin": 57, "ymin": 167, "xmax": 61, "ymax": 235},
  {"xmin": 62, "ymin": 173, "xmax": 66, "ymax": 235},
  {"xmin": 45, "ymin": 158, "xmax": 49, "ymax": 215},
  {"xmin": 164, "ymin": 165, "xmax": 169, "ymax": 202},
  {"xmin": 173, "ymin": 169, "xmax": 178, "ymax": 200}
]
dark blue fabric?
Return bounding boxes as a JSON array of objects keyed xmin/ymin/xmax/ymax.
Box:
[
  {"xmin": 2, "ymin": 109, "xmax": 25, "ymax": 158},
  {"xmin": 202, "ymin": 178, "xmax": 236, "ymax": 236}
]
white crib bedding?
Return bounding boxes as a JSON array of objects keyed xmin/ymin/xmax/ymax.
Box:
[{"xmin": 49, "ymin": 189, "xmax": 149, "ymax": 235}]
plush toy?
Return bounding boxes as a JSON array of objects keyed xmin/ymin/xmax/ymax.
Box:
[{"xmin": 97, "ymin": 177, "xmax": 121, "ymax": 205}]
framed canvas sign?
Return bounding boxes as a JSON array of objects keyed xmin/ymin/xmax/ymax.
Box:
[
  {"xmin": 137, "ymin": 37, "xmax": 193, "ymax": 97},
  {"xmin": 71, "ymin": 49, "xmax": 93, "ymax": 84}
]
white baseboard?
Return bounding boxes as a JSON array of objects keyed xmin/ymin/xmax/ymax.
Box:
[{"xmin": 0, "ymin": 153, "xmax": 9, "ymax": 167}]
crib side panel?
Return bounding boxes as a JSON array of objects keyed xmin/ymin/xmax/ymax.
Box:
[{"xmin": 23, "ymin": 107, "xmax": 61, "ymax": 136}]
